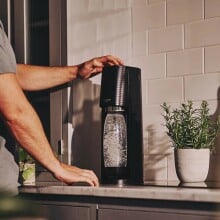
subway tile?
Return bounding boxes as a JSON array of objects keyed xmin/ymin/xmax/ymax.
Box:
[
  {"xmin": 69, "ymin": 20, "xmax": 97, "ymax": 50},
  {"xmin": 167, "ymin": 48, "xmax": 203, "ymax": 77},
  {"xmin": 148, "ymin": 78, "xmax": 183, "ymax": 104},
  {"xmin": 142, "ymin": 104, "xmax": 149, "ymax": 152},
  {"xmin": 143, "ymin": 104, "xmax": 164, "ymax": 127},
  {"xmin": 167, "ymin": 152, "xmax": 179, "ymax": 181},
  {"xmin": 67, "ymin": 45, "xmax": 102, "ymax": 65},
  {"xmin": 185, "ymin": 73, "xmax": 220, "ymax": 101},
  {"xmin": 207, "ymin": 153, "xmax": 220, "ymax": 181},
  {"xmin": 97, "ymin": 10, "xmax": 131, "ymax": 41},
  {"xmin": 103, "ymin": 0, "xmax": 115, "ymax": 10},
  {"xmin": 205, "ymin": 0, "xmax": 220, "ymax": 19},
  {"xmin": 205, "ymin": 45, "xmax": 220, "ymax": 73},
  {"xmin": 102, "ymin": 41, "xmax": 115, "ymax": 56},
  {"xmin": 142, "ymin": 79, "xmax": 148, "ymax": 110},
  {"xmin": 131, "ymin": 54, "xmax": 165, "ymax": 80},
  {"xmin": 143, "ymin": 105, "xmax": 173, "ymax": 155},
  {"xmin": 144, "ymin": 155, "xmax": 167, "ymax": 181},
  {"xmin": 114, "ymin": 0, "xmax": 129, "ymax": 9},
  {"xmin": 113, "ymin": 35, "xmax": 132, "ymax": 61},
  {"xmin": 148, "ymin": 0, "xmax": 165, "ymax": 3},
  {"xmin": 185, "ymin": 18, "xmax": 220, "ymax": 48},
  {"xmin": 146, "ymin": 53, "xmax": 166, "ymax": 79},
  {"xmin": 81, "ymin": 46, "xmax": 102, "ymax": 62},
  {"xmin": 149, "ymin": 25, "xmax": 184, "ymax": 53},
  {"xmin": 132, "ymin": 2, "xmax": 165, "ymax": 32},
  {"xmin": 130, "ymin": 56, "xmax": 148, "ymax": 80},
  {"xmin": 167, "ymin": 0, "xmax": 203, "ymax": 25},
  {"xmin": 130, "ymin": 0, "xmax": 147, "ymax": 7},
  {"xmin": 132, "ymin": 31, "xmax": 147, "ymax": 56},
  {"xmin": 88, "ymin": 0, "xmax": 103, "ymax": 11},
  {"xmin": 147, "ymin": 128, "xmax": 172, "ymax": 155},
  {"xmin": 67, "ymin": 0, "xmax": 88, "ymax": 15},
  {"xmin": 101, "ymin": 36, "xmax": 132, "ymax": 61}
]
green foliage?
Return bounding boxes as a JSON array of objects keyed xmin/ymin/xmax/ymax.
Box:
[
  {"xmin": 161, "ymin": 101, "xmax": 220, "ymax": 150},
  {"xmin": 19, "ymin": 148, "xmax": 34, "ymax": 163}
]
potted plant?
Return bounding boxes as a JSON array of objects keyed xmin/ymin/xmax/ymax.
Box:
[{"xmin": 161, "ymin": 100, "xmax": 220, "ymax": 183}]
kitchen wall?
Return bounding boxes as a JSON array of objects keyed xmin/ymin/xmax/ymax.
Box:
[{"xmin": 66, "ymin": 0, "xmax": 220, "ymax": 182}]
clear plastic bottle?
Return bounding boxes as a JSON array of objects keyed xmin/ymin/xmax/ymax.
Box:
[{"xmin": 103, "ymin": 112, "xmax": 127, "ymax": 168}]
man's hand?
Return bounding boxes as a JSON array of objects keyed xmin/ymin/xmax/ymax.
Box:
[
  {"xmin": 53, "ymin": 162, "xmax": 99, "ymax": 187},
  {"xmin": 77, "ymin": 55, "xmax": 124, "ymax": 79}
]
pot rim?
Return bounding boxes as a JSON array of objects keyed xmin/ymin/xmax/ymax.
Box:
[{"xmin": 174, "ymin": 148, "xmax": 210, "ymax": 151}]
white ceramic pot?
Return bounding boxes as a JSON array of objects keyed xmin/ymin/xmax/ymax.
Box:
[{"xmin": 174, "ymin": 148, "xmax": 210, "ymax": 183}]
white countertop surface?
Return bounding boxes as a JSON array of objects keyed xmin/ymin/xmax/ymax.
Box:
[{"xmin": 19, "ymin": 184, "xmax": 220, "ymax": 203}]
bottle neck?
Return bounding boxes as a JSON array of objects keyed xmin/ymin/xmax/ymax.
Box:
[{"xmin": 104, "ymin": 106, "xmax": 125, "ymax": 113}]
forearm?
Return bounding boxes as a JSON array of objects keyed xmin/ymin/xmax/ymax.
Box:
[
  {"xmin": 16, "ymin": 64, "xmax": 79, "ymax": 91},
  {"xmin": 8, "ymin": 106, "xmax": 56, "ymax": 168},
  {"xmin": 6, "ymin": 103, "xmax": 61, "ymax": 174},
  {"xmin": 16, "ymin": 56, "xmax": 124, "ymax": 91},
  {"xmin": 0, "ymin": 76, "xmax": 61, "ymax": 174}
]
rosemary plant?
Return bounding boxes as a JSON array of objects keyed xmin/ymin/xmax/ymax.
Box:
[{"xmin": 161, "ymin": 101, "xmax": 220, "ymax": 151}]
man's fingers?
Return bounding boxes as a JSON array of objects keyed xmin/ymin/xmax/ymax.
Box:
[
  {"xmin": 58, "ymin": 163, "xmax": 99, "ymax": 187},
  {"xmin": 83, "ymin": 170, "xmax": 99, "ymax": 186},
  {"xmin": 98, "ymin": 55, "xmax": 123, "ymax": 66}
]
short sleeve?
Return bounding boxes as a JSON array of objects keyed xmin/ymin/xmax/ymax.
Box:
[{"xmin": 0, "ymin": 21, "xmax": 16, "ymax": 74}]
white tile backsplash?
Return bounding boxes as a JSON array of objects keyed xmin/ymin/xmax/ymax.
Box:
[
  {"xmin": 205, "ymin": 0, "xmax": 220, "ymax": 19},
  {"xmin": 67, "ymin": 0, "xmax": 220, "ymax": 182},
  {"xmin": 205, "ymin": 45, "xmax": 220, "ymax": 73},
  {"xmin": 145, "ymin": 53, "xmax": 166, "ymax": 78},
  {"xmin": 167, "ymin": 48, "xmax": 204, "ymax": 76},
  {"xmin": 69, "ymin": 20, "xmax": 97, "ymax": 50},
  {"xmin": 185, "ymin": 18, "xmax": 220, "ymax": 48},
  {"xmin": 132, "ymin": 2, "xmax": 165, "ymax": 32},
  {"xmin": 144, "ymin": 154, "xmax": 167, "ymax": 181},
  {"xmin": 148, "ymin": 78, "xmax": 183, "ymax": 104},
  {"xmin": 113, "ymin": 35, "xmax": 132, "ymax": 61},
  {"xmin": 132, "ymin": 31, "xmax": 147, "ymax": 56},
  {"xmin": 207, "ymin": 153, "xmax": 220, "ymax": 181},
  {"xmin": 103, "ymin": 0, "xmax": 115, "ymax": 10},
  {"xmin": 88, "ymin": 0, "xmax": 103, "ymax": 12},
  {"xmin": 130, "ymin": 0, "xmax": 147, "ymax": 7},
  {"xmin": 148, "ymin": 0, "xmax": 165, "ymax": 4},
  {"xmin": 167, "ymin": 152, "xmax": 179, "ymax": 181},
  {"xmin": 97, "ymin": 10, "xmax": 131, "ymax": 41},
  {"xmin": 132, "ymin": 53, "xmax": 166, "ymax": 80},
  {"xmin": 167, "ymin": 0, "xmax": 203, "ymax": 25},
  {"xmin": 185, "ymin": 73, "xmax": 220, "ymax": 101},
  {"xmin": 149, "ymin": 25, "xmax": 184, "ymax": 53},
  {"xmin": 114, "ymin": 0, "xmax": 129, "ymax": 9}
]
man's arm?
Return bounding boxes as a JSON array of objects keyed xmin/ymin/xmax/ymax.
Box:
[
  {"xmin": 16, "ymin": 55, "xmax": 123, "ymax": 91},
  {"xmin": 0, "ymin": 73, "xmax": 99, "ymax": 186}
]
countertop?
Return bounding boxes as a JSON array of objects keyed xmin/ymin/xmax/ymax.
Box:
[{"xmin": 19, "ymin": 183, "xmax": 220, "ymax": 203}]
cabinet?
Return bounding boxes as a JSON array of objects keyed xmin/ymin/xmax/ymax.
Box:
[
  {"xmin": 38, "ymin": 204, "xmax": 94, "ymax": 220},
  {"xmin": 98, "ymin": 207, "xmax": 215, "ymax": 220},
  {"xmin": 19, "ymin": 193, "xmax": 220, "ymax": 220}
]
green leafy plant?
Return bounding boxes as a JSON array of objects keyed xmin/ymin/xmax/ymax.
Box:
[
  {"xmin": 19, "ymin": 148, "xmax": 34, "ymax": 164},
  {"xmin": 161, "ymin": 100, "xmax": 220, "ymax": 151},
  {"xmin": 19, "ymin": 148, "xmax": 35, "ymax": 182}
]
